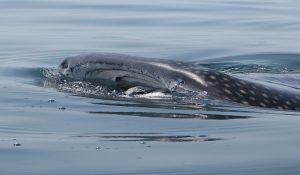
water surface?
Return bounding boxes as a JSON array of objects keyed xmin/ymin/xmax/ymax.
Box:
[{"xmin": 0, "ymin": 0, "xmax": 299, "ymax": 174}]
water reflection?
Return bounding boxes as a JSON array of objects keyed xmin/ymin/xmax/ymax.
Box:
[
  {"xmin": 89, "ymin": 111, "xmax": 251, "ymax": 120},
  {"xmin": 72, "ymin": 133, "xmax": 223, "ymax": 142}
]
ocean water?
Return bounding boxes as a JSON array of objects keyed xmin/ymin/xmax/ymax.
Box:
[{"xmin": 0, "ymin": 0, "xmax": 299, "ymax": 174}]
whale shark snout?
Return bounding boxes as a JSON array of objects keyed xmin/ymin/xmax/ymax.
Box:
[{"xmin": 59, "ymin": 53, "xmax": 300, "ymax": 111}]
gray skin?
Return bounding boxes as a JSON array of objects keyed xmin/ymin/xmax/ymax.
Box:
[{"xmin": 59, "ymin": 53, "xmax": 300, "ymax": 111}]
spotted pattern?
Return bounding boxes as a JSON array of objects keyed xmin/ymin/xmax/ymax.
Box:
[{"xmin": 195, "ymin": 69, "xmax": 300, "ymax": 111}]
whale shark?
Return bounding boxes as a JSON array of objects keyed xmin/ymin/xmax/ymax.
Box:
[{"xmin": 59, "ymin": 53, "xmax": 300, "ymax": 111}]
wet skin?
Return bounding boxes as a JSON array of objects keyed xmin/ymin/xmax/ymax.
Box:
[{"xmin": 59, "ymin": 53, "xmax": 300, "ymax": 111}]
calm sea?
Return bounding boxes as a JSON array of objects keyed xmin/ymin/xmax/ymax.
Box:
[{"xmin": 0, "ymin": 0, "xmax": 299, "ymax": 174}]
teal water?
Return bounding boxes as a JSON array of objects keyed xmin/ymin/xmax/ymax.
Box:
[{"xmin": 0, "ymin": 0, "xmax": 299, "ymax": 174}]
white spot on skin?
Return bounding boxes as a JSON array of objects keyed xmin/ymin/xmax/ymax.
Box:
[
  {"xmin": 239, "ymin": 89, "xmax": 247, "ymax": 94},
  {"xmin": 207, "ymin": 81, "xmax": 215, "ymax": 86},
  {"xmin": 223, "ymin": 77, "xmax": 229, "ymax": 82},
  {"xmin": 224, "ymin": 83, "xmax": 230, "ymax": 88},
  {"xmin": 283, "ymin": 105, "xmax": 289, "ymax": 109},
  {"xmin": 259, "ymin": 102, "xmax": 266, "ymax": 107},
  {"xmin": 262, "ymin": 93, "xmax": 268, "ymax": 98},
  {"xmin": 241, "ymin": 100, "xmax": 249, "ymax": 105},
  {"xmin": 263, "ymin": 98, "xmax": 269, "ymax": 103},
  {"xmin": 249, "ymin": 97, "xmax": 256, "ymax": 101},
  {"xmin": 235, "ymin": 92, "xmax": 243, "ymax": 98},
  {"xmin": 285, "ymin": 101, "xmax": 291, "ymax": 106},
  {"xmin": 249, "ymin": 90, "xmax": 256, "ymax": 95},
  {"xmin": 210, "ymin": 75, "xmax": 216, "ymax": 80},
  {"xmin": 235, "ymin": 82, "xmax": 241, "ymax": 87},
  {"xmin": 224, "ymin": 89, "xmax": 232, "ymax": 94}
]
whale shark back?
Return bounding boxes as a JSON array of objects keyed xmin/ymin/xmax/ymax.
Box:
[{"xmin": 190, "ymin": 68, "xmax": 300, "ymax": 110}]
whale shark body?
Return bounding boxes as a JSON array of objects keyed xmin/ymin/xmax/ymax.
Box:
[{"xmin": 59, "ymin": 53, "xmax": 300, "ymax": 111}]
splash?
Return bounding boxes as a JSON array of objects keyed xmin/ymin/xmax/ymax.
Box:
[{"xmin": 40, "ymin": 67, "xmax": 210, "ymax": 105}]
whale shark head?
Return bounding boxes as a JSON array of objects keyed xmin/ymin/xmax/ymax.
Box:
[
  {"xmin": 59, "ymin": 53, "xmax": 207, "ymax": 93},
  {"xmin": 59, "ymin": 53, "xmax": 130, "ymax": 81},
  {"xmin": 59, "ymin": 53, "xmax": 170, "ymax": 89},
  {"xmin": 59, "ymin": 55, "xmax": 89, "ymax": 80}
]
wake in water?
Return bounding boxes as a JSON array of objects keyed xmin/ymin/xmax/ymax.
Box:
[
  {"xmin": 42, "ymin": 68, "xmax": 118, "ymax": 98},
  {"xmin": 41, "ymin": 67, "xmax": 211, "ymax": 108}
]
